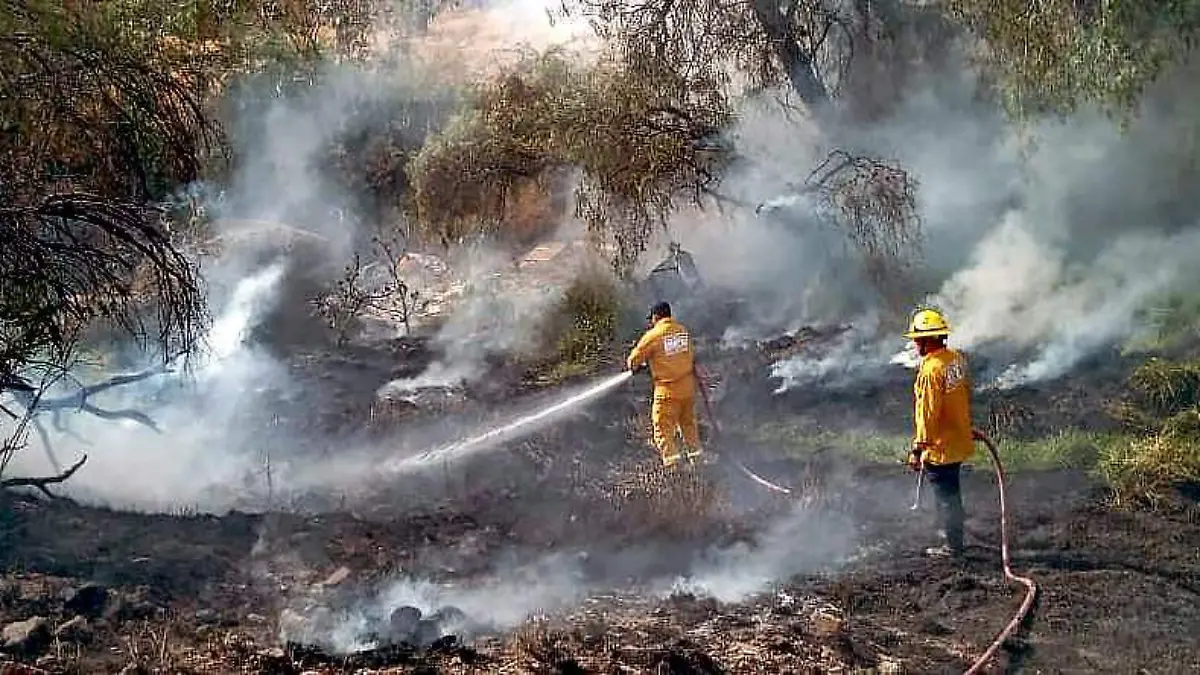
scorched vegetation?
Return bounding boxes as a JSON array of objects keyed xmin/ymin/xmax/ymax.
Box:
[{"xmin": 2, "ymin": 0, "xmax": 1200, "ymax": 674}]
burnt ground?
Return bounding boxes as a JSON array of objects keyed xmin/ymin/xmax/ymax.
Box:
[{"xmin": 2, "ymin": 329, "xmax": 1199, "ymax": 674}]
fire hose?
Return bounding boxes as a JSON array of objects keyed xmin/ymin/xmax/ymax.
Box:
[
  {"xmin": 962, "ymin": 430, "xmax": 1038, "ymax": 675},
  {"xmin": 694, "ymin": 367, "xmax": 794, "ymax": 494},
  {"xmin": 692, "ymin": 370, "xmax": 1036, "ymax": 672}
]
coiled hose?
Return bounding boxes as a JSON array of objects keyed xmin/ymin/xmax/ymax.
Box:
[{"xmin": 963, "ymin": 430, "xmax": 1038, "ymax": 675}]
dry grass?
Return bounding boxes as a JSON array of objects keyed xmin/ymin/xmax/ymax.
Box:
[
  {"xmin": 1119, "ymin": 358, "xmax": 1200, "ymax": 421},
  {"xmin": 598, "ymin": 460, "xmax": 729, "ymax": 539},
  {"xmin": 1099, "ymin": 357, "xmax": 1200, "ymax": 507},
  {"xmin": 1098, "ymin": 425, "xmax": 1200, "ymax": 508}
]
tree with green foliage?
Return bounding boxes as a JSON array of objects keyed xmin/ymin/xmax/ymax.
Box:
[
  {"xmin": 0, "ymin": 0, "xmax": 408, "ymax": 381},
  {"xmin": 945, "ymin": 0, "xmax": 1200, "ymax": 118},
  {"xmin": 0, "ymin": 1, "xmax": 223, "ymax": 381},
  {"xmin": 409, "ymin": 50, "xmax": 732, "ymax": 275},
  {"xmin": 562, "ymin": 0, "xmax": 960, "ymax": 123}
]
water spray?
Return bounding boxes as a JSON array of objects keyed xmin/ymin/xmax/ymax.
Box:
[{"xmin": 384, "ymin": 370, "xmax": 634, "ymax": 472}]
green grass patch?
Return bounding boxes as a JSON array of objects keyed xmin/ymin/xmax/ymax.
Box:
[
  {"xmin": 992, "ymin": 429, "xmax": 1128, "ymax": 471},
  {"xmin": 744, "ymin": 422, "xmax": 910, "ymax": 465},
  {"xmin": 740, "ymin": 354, "xmax": 1200, "ymax": 507},
  {"xmin": 743, "ymin": 416, "xmax": 1129, "ymax": 473}
]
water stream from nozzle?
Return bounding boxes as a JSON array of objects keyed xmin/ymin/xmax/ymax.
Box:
[{"xmin": 384, "ymin": 370, "xmax": 634, "ymax": 472}]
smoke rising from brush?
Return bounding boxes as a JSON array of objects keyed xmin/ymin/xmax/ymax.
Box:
[
  {"xmin": 664, "ymin": 504, "xmax": 858, "ymax": 603},
  {"xmin": 693, "ymin": 59, "xmax": 1200, "ymax": 392},
  {"xmin": 1, "ymin": 4, "xmax": 608, "ymax": 511},
  {"xmin": 292, "ymin": 552, "xmax": 593, "ymax": 654},
  {"xmin": 377, "ymin": 246, "xmax": 564, "ymax": 395},
  {"xmin": 296, "ymin": 498, "xmax": 869, "ymax": 654},
  {"xmin": 1, "ymin": 57, "xmax": 446, "ymax": 510}
]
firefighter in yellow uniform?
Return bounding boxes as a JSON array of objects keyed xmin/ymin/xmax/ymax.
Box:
[
  {"xmin": 904, "ymin": 308, "xmax": 978, "ymax": 559},
  {"xmin": 627, "ymin": 302, "xmax": 703, "ymax": 468}
]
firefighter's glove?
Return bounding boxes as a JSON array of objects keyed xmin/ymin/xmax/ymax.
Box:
[{"xmin": 630, "ymin": 363, "xmax": 647, "ymax": 376}]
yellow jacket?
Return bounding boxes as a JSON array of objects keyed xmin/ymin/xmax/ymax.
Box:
[
  {"xmin": 914, "ymin": 346, "xmax": 975, "ymax": 466},
  {"xmin": 627, "ymin": 317, "xmax": 696, "ymax": 399}
]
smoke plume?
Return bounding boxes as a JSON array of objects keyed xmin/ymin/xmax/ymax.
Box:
[
  {"xmin": 1, "ymin": 1, "xmax": 609, "ymax": 514},
  {"xmin": 701, "ymin": 58, "xmax": 1200, "ymax": 392},
  {"xmin": 663, "ymin": 504, "xmax": 858, "ymax": 603},
  {"xmin": 377, "ymin": 246, "xmax": 564, "ymax": 395}
]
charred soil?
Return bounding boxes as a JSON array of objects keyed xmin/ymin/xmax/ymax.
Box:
[{"xmin": 2, "ymin": 330, "xmax": 1198, "ymax": 674}]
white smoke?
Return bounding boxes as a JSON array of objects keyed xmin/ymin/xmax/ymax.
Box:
[
  {"xmin": 661, "ymin": 505, "xmax": 859, "ymax": 603},
  {"xmin": 768, "ymin": 315, "xmax": 902, "ymax": 392},
  {"xmin": 377, "ymin": 247, "xmax": 566, "ymax": 395},
  {"xmin": 758, "ymin": 59, "xmax": 1200, "ymax": 392},
  {"xmin": 936, "ymin": 213, "xmax": 1200, "ymax": 388},
  {"xmin": 3, "ymin": 261, "xmax": 291, "ymax": 511}
]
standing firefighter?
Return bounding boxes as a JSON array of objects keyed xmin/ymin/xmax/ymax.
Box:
[
  {"xmin": 627, "ymin": 301, "xmax": 704, "ymax": 469},
  {"xmin": 904, "ymin": 308, "xmax": 978, "ymax": 559}
]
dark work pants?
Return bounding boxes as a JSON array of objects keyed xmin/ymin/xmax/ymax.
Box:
[{"xmin": 925, "ymin": 462, "xmax": 965, "ymax": 552}]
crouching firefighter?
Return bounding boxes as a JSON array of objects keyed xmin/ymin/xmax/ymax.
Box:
[
  {"xmin": 904, "ymin": 308, "xmax": 980, "ymax": 559},
  {"xmin": 627, "ymin": 302, "xmax": 705, "ymax": 469}
]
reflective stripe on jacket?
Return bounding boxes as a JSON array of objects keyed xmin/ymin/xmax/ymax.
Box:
[{"xmin": 627, "ymin": 317, "xmax": 696, "ymax": 398}]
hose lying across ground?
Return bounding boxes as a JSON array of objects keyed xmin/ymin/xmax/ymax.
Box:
[
  {"xmin": 694, "ymin": 372, "xmax": 1037, "ymax": 672},
  {"xmin": 963, "ymin": 430, "xmax": 1038, "ymax": 675}
]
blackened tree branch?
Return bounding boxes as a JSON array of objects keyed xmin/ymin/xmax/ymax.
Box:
[
  {"xmin": 5, "ymin": 364, "xmax": 170, "ymax": 434},
  {"xmin": 0, "ymin": 454, "xmax": 88, "ymax": 500}
]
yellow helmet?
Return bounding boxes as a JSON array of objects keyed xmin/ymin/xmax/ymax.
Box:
[{"xmin": 904, "ymin": 308, "xmax": 951, "ymax": 339}]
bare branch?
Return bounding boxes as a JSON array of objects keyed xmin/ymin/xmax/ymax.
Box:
[
  {"xmin": 0, "ymin": 454, "xmax": 88, "ymax": 500},
  {"xmin": 4, "ymin": 365, "xmax": 171, "ymax": 435},
  {"xmin": 313, "ymin": 233, "xmax": 423, "ymax": 346},
  {"xmin": 753, "ymin": 149, "xmax": 922, "ymax": 307}
]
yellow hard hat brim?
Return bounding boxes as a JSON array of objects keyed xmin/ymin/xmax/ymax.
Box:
[{"xmin": 904, "ymin": 328, "xmax": 950, "ymax": 339}]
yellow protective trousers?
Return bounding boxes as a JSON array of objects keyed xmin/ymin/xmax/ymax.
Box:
[{"xmin": 651, "ymin": 390, "xmax": 701, "ymax": 467}]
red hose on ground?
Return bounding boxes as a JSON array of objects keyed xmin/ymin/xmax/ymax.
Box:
[
  {"xmin": 691, "ymin": 371, "xmax": 1035, "ymax": 672},
  {"xmin": 963, "ymin": 430, "xmax": 1038, "ymax": 675}
]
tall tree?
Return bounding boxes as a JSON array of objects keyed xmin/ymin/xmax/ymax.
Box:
[
  {"xmin": 409, "ymin": 50, "xmax": 732, "ymax": 275},
  {"xmin": 566, "ymin": 0, "xmax": 853, "ymax": 118},
  {"xmin": 945, "ymin": 0, "xmax": 1200, "ymax": 118}
]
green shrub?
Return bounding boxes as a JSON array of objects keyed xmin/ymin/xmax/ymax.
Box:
[{"xmin": 536, "ymin": 269, "xmax": 624, "ymax": 383}]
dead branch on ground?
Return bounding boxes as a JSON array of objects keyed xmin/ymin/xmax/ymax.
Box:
[
  {"xmin": 0, "ymin": 380, "xmax": 88, "ymax": 500},
  {"xmin": 2, "ymin": 364, "xmax": 170, "ymax": 475}
]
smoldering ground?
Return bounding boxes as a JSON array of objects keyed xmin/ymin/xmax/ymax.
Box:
[
  {"xmin": 12, "ymin": 1, "xmax": 1200, "ymax": 663},
  {"xmin": 669, "ymin": 57, "xmax": 1200, "ymax": 394}
]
